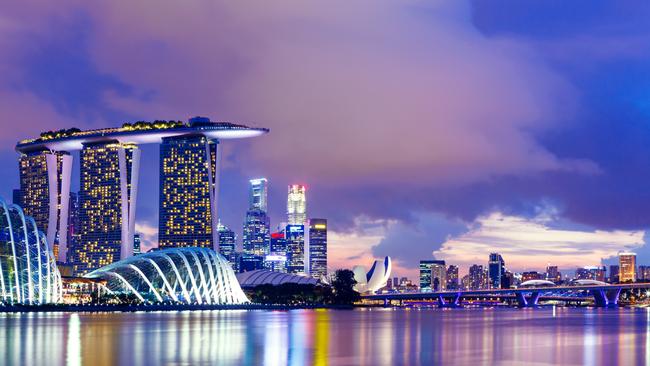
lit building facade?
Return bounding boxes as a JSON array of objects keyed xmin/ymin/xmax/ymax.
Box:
[
  {"xmin": 419, "ymin": 260, "xmax": 446, "ymax": 291},
  {"xmin": 521, "ymin": 271, "xmax": 544, "ymax": 282},
  {"xmin": 619, "ymin": 252, "xmax": 636, "ymax": 283},
  {"xmin": 488, "ymin": 253, "xmax": 506, "ymax": 289},
  {"xmin": 265, "ymin": 232, "xmax": 287, "ymax": 273},
  {"xmin": 159, "ymin": 135, "xmax": 218, "ymax": 249},
  {"xmin": 133, "ymin": 234, "xmax": 141, "ymax": 255},
  {"xmin": 249, "ymin": 178, "xmax": 268, "ymax": 212},
  {"xmin": 609, "ymin": 265, "xmax": 620, "ymax": 283},
  {"xmin": 18, "ymin": 150, "xmax": 73, "ymax": 262},
  {"xmin": 638, "ymin": 265, "xmax": 650, "ymax": 281},
  {"xmin": 243, "ymin": 209, "xmax": 270, "ymax": 256},
  {"xmin": 285, "ymin": 224, "xmax": 305, "ymax": 274},
  {"xmin": 545, "ymin": 265, "xmax": 561, "ymax": 283},
  {"xmin": 74, "ymin": 142, "xmax": 140, "ymax": 275},
  {"xmin": 287, "ymin": 185, "xmax": 307, "ymax": 225},
  {"xmin": 468, "ymin": 264, "xmax": 487, "ymax": 290},
  {"xmin": 446, "ymin": 265, "xmax": 459, "ymax": 290},
  {"xmin": 309, "ymin": 219, "xmax": 327, "ymax": 279},
  {"xmin": 217, "ymin": 223, "xmax": 237, "ymax": 268}
]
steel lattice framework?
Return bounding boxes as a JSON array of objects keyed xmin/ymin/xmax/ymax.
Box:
[
  {"xmin": 84, "ymin": 247, "xmax": 249, "ymax": 304},
  {"xmin": 0, "ymin": 198, "xmax": 63, "ymax": 304}
]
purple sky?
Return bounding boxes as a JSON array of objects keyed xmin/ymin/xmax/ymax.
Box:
[{"xmin": 2, "ymin": 1, "xmax": 650, "ymax": 278}]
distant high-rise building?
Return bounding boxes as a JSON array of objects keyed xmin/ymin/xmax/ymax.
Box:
[
  {"xmin": 287, "ymin": 185, "xmax": 307, "ymax": 225},
  {"xmin": 545, "ymin": 265, "xmax": 561, "ymax": 283},
  {"xmin": 239, "ymin": 253, "xmax": 264, "ymax": 272},
  {"xmin": 243, "ymin": 209, "xmax": 270, "ymax": 256},
  {"xmin": 286, "ymin": 224, "xmax": 305, "ymax": 274},
  {"xmin": 521, "ymin": 271, "xmax": 543, "ymax": 282},
  {"xmin": 159, "ymin": 135, "xmax": 219, "ymax": 249},
  {"xmin": 309, "ymin": 219, "xmax": 327, "ymax": 279},
  {"xmin": 18, "ymin": 150, "xmax": 73, "ymax": 262},
  {"xmin": 619, "ymin": 252, "xmax": 637, "ymax": 283},
  {"xmin": 488, "ymin": 253, "xmax": 506, "ymax": 289},
  {"xmin": 575, "ymin": 266, "xmax": 606, "ymax": 281},
  {"xmin": 468, "ymin": 264, "xmax": 487, "ymax": 290},
  {"xmin": 393, "ymin": 277, "xmax": 399, "ymax": 288},
  {"xmin": 265, "ymin": 232, "xmax": 288, "ymax": 273},
  {"xmin": 249, "ymin": 178, "xmax": 268, "ymax": 212},
  {"xmin": 446, "ymin": 265, "xmax": 459, "ymax": 290},
  {"xmin": 420, "ymin": 260, "xmax": 446, "ymax": 291},
  {"xmin": 74, "ymin": 142, "xmax": 140, "ymax": 275},
  {"xmin": 218, "ymin": 223, "xmax": 237, "ymax": 268},
  {"xmin": 133, "ymin": 233, "xmax": 141, "ymax": 255},
  {"xmin": 638, "ymin": 265, "xmax": 650, "ymax": 281},
  {"xmin": 609, "ymin": 265, "xmax": 620, "ymax": 283}
]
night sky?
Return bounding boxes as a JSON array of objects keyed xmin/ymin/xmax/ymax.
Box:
[{"xmin": 2, "ymin": 1, "xmax": 650, "ymax": 278}]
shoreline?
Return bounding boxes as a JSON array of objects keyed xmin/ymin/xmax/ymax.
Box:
[{"xmin": 0, "ymin": 303, "xmax": 355, "ymax": 313}]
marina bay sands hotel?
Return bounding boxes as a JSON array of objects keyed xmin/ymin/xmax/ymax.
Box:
[{"xmin": 15, "ymin": 117, "xmax": 268, "ymax": 275}]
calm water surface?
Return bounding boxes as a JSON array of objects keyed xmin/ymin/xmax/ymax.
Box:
[{"xmin": 2, "ymin": 307, "xmax": 650, "ymax": 365}]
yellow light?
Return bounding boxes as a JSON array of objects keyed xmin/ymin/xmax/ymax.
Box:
[{"xmin": 314, "ymin": 224, "xmax": 326, "ymax": 229}]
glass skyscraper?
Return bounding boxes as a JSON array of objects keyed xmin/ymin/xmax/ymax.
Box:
[
  {"xmin": 218, "ymin": 222, "xmax": 237, "ymax": 269},
  {"xmin": 419, "ymin": 260, "xmax": 446, "ymax": 291},
  {"xmin": 249, "ymin": 178, "xmax": 268, "ymax": 212},
  {"xmin": 266, "ymin": 231, "xmax": 287, "ymax": 272},
  {"xmin": 18, "ymin": 150, "xmax": 73, "ymax": 262},
  {"xmin": 74, "ymin": 142, "xmax": 140, "ymax": 275},
  {"xmin": 243, "ymin": 209, "xmax": 270, "ymax": 257},
  {"xmin": 286, "ymin": 224, "xmax": 305, "ymax": 274},
  {"xmin": 488, "ymin": 253, "xmax": 506, "ymax": 289},
  {"xmin": 159, "ymin": 135, "xmax": 219, "ymax": 249},
  {"xmin": 309, "ymin": 219, "xmax": 327, "ymax": 279}
]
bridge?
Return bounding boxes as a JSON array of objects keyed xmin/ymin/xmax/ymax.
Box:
[{"xmin": 362, "ymin": 283, "xmax": 650, "ymax": 308}]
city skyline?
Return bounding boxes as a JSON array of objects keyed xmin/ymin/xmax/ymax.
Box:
[{"xmin": 4, "ymin": 2, "xmax": 650, "ymax": 280}]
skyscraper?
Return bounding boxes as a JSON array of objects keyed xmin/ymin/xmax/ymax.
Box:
[
  {"xmin": 286, "ymin": 224, "xmax": 305, "ymax": 274},
  {"xmin": 545, "ymin": 265, "xmax": 561, "ymax": 284},
  {"xmin": 249, "ymin": 178, "xmax": 268, "ymax": 212},
  {"xmin": 66, "ymin": 192, "xmax": 80, "ymax": 263},
  {"xmin": 243, "ymin": 209, "xmax": 270, "ymax": 258},
  {"xmin": 609, "ymin": 265, "xmax": 620, "ymax": 283},
  {"xmin": 619, "ymin": 252, "xmax": 636, "ymax": 283},
  {"xmin": 468, "ymin": 264, "xmax": 487, "ymax": 290},
  {"xmin": 265, "ymin": 231, "xmax": 287, "ymax": 273},
  {"xmin": 287, "ymin": 185, "xmax": 307, "ymax": 225},
  {"xmin": 18, "ymin": 150, "xmax": 73, "ymax": 262},
  {"xmin": 218, "ymin": 223, "xmax": 237, "ymax": 268},
  {"xmin": 309, "ymin": 219, "xmax": 327, "ymax": 279},
  {"xmin": 488, "ymin": 253, "xmax": 506, "ymax": 289},
  {"xmin": 446, "ymin": 265, "xmax": 459, "ymax": 290},
  {"xmin": 74, "ymin": 142, "xmax": 140, "ymax": 275},
  {"xmin": 419, "ymin": 260, "xmax": 446, "ymax": 291},
  {"xmin": 133, "ymin": 233, "xmax": 141, "ymax": 255},
  {"xmin": 159, "ymin": 134, "xmax": 219, "ymax": 249}
]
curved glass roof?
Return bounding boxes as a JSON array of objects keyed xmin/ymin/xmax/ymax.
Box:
[
  {"xmin": 85, "ymin": 247, "xmax": 249, "ymax": 304},
  {"xmin": 236, "ymin": 270, "xmax": 318, "ymax": 287}
]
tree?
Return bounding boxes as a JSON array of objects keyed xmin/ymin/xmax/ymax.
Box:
[{"xmin": 331, "ymin": 269, "xmax": 360, "ymax": 305}]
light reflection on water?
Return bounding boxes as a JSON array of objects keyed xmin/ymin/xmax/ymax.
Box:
[{"xmin": 2, "ymin": 308, "xmax": 650, "ymax": 365}]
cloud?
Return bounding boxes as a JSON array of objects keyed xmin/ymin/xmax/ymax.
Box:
[
  {"xmin": 434, "ymin": 210, "xmax": 645, "ymax": 274},
  {"xmin": 135, "ymin": 221, "xmax": 159, "ymax": 253}
]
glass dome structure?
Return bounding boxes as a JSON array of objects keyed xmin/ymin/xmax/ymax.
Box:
[
  {"xmin": 84, "ymin": 247, "xmax": 249, "ymax": 304},
  {"xmin": 0, "ymin": 198, "xmax": 63, "ymax": 305}
]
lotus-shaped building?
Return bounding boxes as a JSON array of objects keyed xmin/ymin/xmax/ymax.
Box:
[
  {"xmin": 84, "ymin": 247, "xmax": 249, "ymax": 304},
  {"xmin": 0, "ymin": 198, "xmax": 62, "ymax": 305},
  {"xmin": 353, "ymin": 256, "xmax": 392, "ymax": 294}
]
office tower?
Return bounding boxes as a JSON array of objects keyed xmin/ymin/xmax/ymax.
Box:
[
  {"xmin": 18, "ymin": 150, "xmax": 73, "ymax": 262},
  {"xmin": 133, "ymin": 233, "xmax": 141, "ymax": 255},
  {"xmin": 286, "ymin": 224, "xmax": 305, "ymax": 274},
  {"xmin": 488, "ymin": 253, "xmax": 506, "ymax": 289},
  {"xmin": 393, "ymin": 277, "xmax": 399, "ymax": 288},
  {"xmin": 468, "ymin": 264, "xmax": 487, "ymax": 290},
  {"xmin": 309, "ymin": 219, "xmax": 327, "ymax": 279},
  {"xmin": 159, "ymin": 134, "xmax": 219, "ymax": 249},
  {"xmin": 249, "ymin": 178, "xmax": 268, "ymax": 212},
  {"xmin": 243, "ymin": 209, "xmax": 271, "ymax": 256},
  {"xmin": 265, "ymin": 231, "xmax": 287, "ymax": 272},
  {"xmin": 287, "ymin": 185, "xmax": 307, "ymax": 225},
  {"xmin": 12, "ymin": 188, "xmax": 21, "ymax": 206},
  {"xmin": 419, "ymin": 260, "xmax": 446, "ymax": 291},
  {"xmin": 619, "ymin": 252, "xmax": 637, "ymax": 283},
  {"xmin": 546, "ymin": 265, "xmax": 561, "ymax": 283},
  {"xmin": 638, "ymin": 265, "xmax": 650, "ymax": 281},
  {"xmin": 218, "ymin": 223, "xmax": 237, "ymax": 267},
  {"xmin": 66, "ymin": 192, "xmax": 80, "ymax": 263},
  {"xmin": 609, "ymin": 265, "xmax": 620, "ymax": 283},
  {"xmin": 446, "ymin": 265, "xmax": 459, "ymax": 290},
  {"xmin": 74, "ymin": 142, "xmax": 140, "ymax": 275}
]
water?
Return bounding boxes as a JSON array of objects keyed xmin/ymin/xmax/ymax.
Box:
[{"xmin": 2, "ymin": 307, "xmax": 650, "ymax": 365}]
